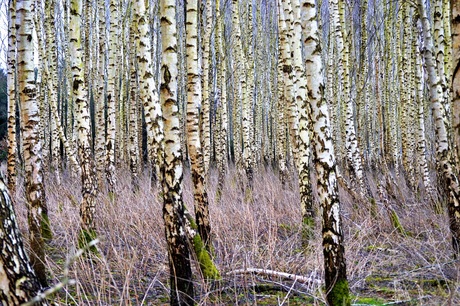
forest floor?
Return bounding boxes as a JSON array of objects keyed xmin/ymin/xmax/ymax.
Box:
[{"xmin": 11, "ymin": 164, "xmax": 460, "ymax": 305}]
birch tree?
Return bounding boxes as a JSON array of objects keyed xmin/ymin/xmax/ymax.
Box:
[
  {"xmin": 185, "ymin": 0, "xmax": 212, "ymax": 249},
  {"xmin": 106, "ymin": 0, "xmax": 118, "ymax": 193},
  {"xmin": 0, "ymin": 178, "xmax": 48, "ymax": 306},
  {"xmin": 133, "ymin": 0, "xmax": 164, "ymax": 185},
  {"xmin": 418, "ymin": 0, "xmax": 460, "ymax": 257},
  {"xmin": 69, "ymin": 0, "xmax": 99, "ymax": 245},
  {"xmin": 452, "ymin": 0, "xmax": 460, "ymax": 163},
  {"xmin": 160, "ymin": 0, "xmax": 194, "ymax": 302},
  {"xmin": 17, "ymin": 0, "xmax": 49, "ymax": 286},
  {"xmin": 333, "ymin": 0, "xmax": 366, "ymax": 195},
  {"xmin": 302, "ymin": 0, "xmax": 350, "ymax": 303}
]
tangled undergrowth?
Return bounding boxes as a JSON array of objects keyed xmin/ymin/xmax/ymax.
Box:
[{"xmin": 11, "ymin": 164, "xmax": 460, "ymax": 305}]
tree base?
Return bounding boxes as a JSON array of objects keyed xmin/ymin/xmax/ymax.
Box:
[{"xmin": 328, "ymin": 278, "xmax": 351, "ymax": 306}]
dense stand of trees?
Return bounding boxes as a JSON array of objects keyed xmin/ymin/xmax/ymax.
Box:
[{"xmin": 2, "ymin": 0, "xmax": 460, "ymax": 304}]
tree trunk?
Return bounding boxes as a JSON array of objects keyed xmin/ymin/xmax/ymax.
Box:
[
  {"xmin": 185, "ymin": 0, "xmax": 212, "ymax": 250},
  {"xmin": 160, "ymin": 0, "xmax": 194, "ymax": 303},
  {"xmin": 69, "ymin": 0, "xmax": 99, "ymax": 245},
  {"xmin": 302, "ymin": 0, "xmax": 351, "ymax": 304},
  {"xmin": 0, "ymin": 178, "xmax": 48, "ymax": 305},
  {"xmin": 17, "ymin": 0, "xmax": 50, "ymax": 287},
  {"xmin": 451, "ymin": 0, "xmax": 460, "ymax": 165},
  {"xmin": 419, "ymin": 0, "xmax": 460, "ymax": 257},
  {"xmin": 134, "ymin": 0, "xmax": 164, "ymax": 186}
]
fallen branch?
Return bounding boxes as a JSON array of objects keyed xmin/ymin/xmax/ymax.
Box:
[{"xmin": 225, "ymin": 268, "xmax": 321, "ymax": 284}]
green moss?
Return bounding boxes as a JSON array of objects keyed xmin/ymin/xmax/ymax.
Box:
[
  {"xmin": 328, "ymin": 279, "xmax": 351, "ymax": 306},
  {"xmin": 187, "ymin": 214, "xmax": 220, "ymax": 280},
  {"xmin": 41, "ymin": 211, "xmax": 53, "ymax": 241},
  {"xmin": 365, "ymin": 275, "xmax": 393, "ymax": 283},
  {"xmin": 78, "ymin": 229, "xmax": 99, "ymax": 255},
  {"xmin": 389, "ymin": 210, "xmax": 407, "ymax": 236},
  {"xmin": 192, "ymin": 233, "xmax": 221, "ymax": 280},
  {"xmin": 353, "ymin": 296, "xmax": 386, "ymax": 305}
]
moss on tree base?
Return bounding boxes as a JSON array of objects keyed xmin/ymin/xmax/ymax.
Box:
[
  {"xmin": 193, "ymin": 233, "xmax": 221, "ymax": 280},
  {"xmin": 328, "ymin": 279, "xmax": 351, "ymax": 306},
  {"xmin": 187, "ymin": 212, "xmax": 220, "ymax": 280}
]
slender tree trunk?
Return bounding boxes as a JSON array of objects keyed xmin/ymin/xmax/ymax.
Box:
[
  {"xmin": 414, "ymin": 24, "xmax": 434, "ymax": 197},
  {"xmin": 215, "ymin": 0, "xmax": 228, "ymax": 202},
  {"xmin": 231, "ymin": 0, "xmax": 243, "ymax": 170},
  {"xmin": 133, "ymin": 0, "xmax": 164, "ymax": 186},
  {"xmin": 419, "ymin": 0, "xmax": 460, "ymax": 257},
  {"xmin": 160, "ymin": 0, "xmax": 194, "ymax": 303},
  {"xmin": 94, "ymin": 0, "xmax": 106, "ymax": 187},
  {"xmin": 45, "ymin": 0, "xmax": 61, "ymax": 183},
  {"xmin": 302, "ymin": 0, "xmax": 350, "ymax": 304},
  {"xmin": 277, "ymin": 3, "xmax": 288, "ymax": 186},
  {"xmin": 129, "ymin": 17, "xmax": 140, "ymax": 190},
  {"xmin": 243, "ymin": 0, "xmax": 255, "ymax": 186},
  {"xmin": 106, "ymin": 0, "xmax": 118, "ymax": 193},
  {"xmin": 280, "ymin": 0, "xmax": 297, "ymax": 170},
  {"xmin": 452, "ymin": 0, "xmax": 460, "ymax": 164},
  {"xmin": 17, "ymin": 0, "xmax": 50, "ymax": 287},
  {"xmin": 201, "ymin": 0, "xmax": 212, "ymax": 175},
  {"xmin": 70, "ymin": 0, "xmax": 99, "ymax": 244},
  {"xmin": 185, "ymin": 0, "xmax": 212, "ymax": 250},
  {"xmin": 331, "ymin": 0, "xmax": 366, "ymax": 195},
  {"xmin": 286, "ymin": 0, "xmax": 313, "ymax": 225}
]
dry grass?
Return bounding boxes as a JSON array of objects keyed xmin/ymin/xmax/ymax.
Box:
[{"xmin": 10, "ymin": 164, "xmax": 460, "ymax": 305}]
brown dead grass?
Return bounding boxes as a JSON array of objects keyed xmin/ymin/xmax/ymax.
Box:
[{"xmin": 10, "ymin": 164, "xmax": 460, "ymax": 305}]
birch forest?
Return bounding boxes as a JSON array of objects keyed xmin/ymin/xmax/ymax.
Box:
[{"xmin": 2, "ymin": 0, "xmax": 460, "ymax": 304}]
